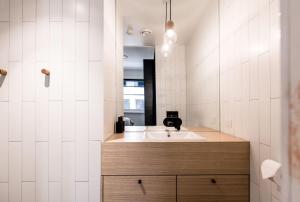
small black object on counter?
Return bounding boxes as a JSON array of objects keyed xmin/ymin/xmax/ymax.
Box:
[{"xmin": 115, "ymin": 116, "xmax": 125, "ymax": 133}]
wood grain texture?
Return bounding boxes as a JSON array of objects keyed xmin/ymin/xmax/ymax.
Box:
[
  {"xmin": 103, "ymin": 176, "xmax": 176, "ymax": 202},
  {"xmin": 102, "ymin": 142, "xmax": 250, "ymax": 175},
  {"xmin": 177, "ymin": 175, "xmax": 249, "ymax": 202}
]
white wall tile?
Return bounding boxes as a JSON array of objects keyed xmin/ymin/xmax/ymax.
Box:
[
  {"xmin": 0, "ymin": 22, "xmax": 9, "ymax": 101},
  {"xmin": 62, "ymin": 100, "xmax": 76, "ymax": 141},
  {"xmin": 75, "ymin": 182, "xmax": 88, "ymax": 202},
  {"xmin": 89, "ymin": 0, "xmax": 103, "ymax": 61},
  {"xmin": 49, "ymin": 182, "xmax": 61, "ymax": 202},
  {"xmin": 75, "ymin": 23, "xmax": 89, "ymax": 100},
  {"xmin": 36, "ymin": 0, "xmax": 49, "ymax": 61},
  {"xmin": 0, "ymin": 183, "xmax": 8, "ymax": 202},
  {"xmin": 89, "ymin": 62, "xmax": 102, "ymax": 140},
  {"xmin": 36, "ymin": 22, "xmax": 49, "ymax": 62},
  {"xmin": 48, "ymin": 23, "xmax": 63, "ymax": 98},
  {"xmin": 9, "ymin": 101, "xmax": 22, "ymax": 141},
  {"xmin": 22, "ymin": 22, "xmax": 35, "ymax": 61},
  {"xmin": 22, "ymin": 22, "xmax": 36, "ymax": 101},
  {"xmin": 249, "ymin": 100, "xmax": 260, "ymax": 184},
  {"xmin": 260, "ymin": 144, "xmax": 272, "ymax": 202},
  {"xmin": 36, "ymin": 97, "xmax": 49, "ymax": 142},
  {"xmin": 249, "ymin": 58, "xmax": 259, "ymax": 100},
  {"xmin": 36, "ymin": 142, "xmax": 49, "ymax": 202},
  {"xmin": 250, "ymin": 182, "xmax": 260, "ymax": 202},
  {"xmin": 9, "ymin": 142, "xmax": 22, "ymax": 202},
  {"xmin": 76, "ymin": 101, "xmax": 89, "ymax": 181},
  {"xmin": 258, "ymin": 4, "xmax": 270, "ymax": 55},
  {"xmin": 62, "ymin": 142, "xmax": 75, "ymax": 202},
  {"xmin": 50, "ymin": 0, "xmax": 63, "ymax": 21},
  {"xmin": 22, "ymin": 102, "xmax": 36, "ymax": 181},
  {"xmin": 9, "ymin": 22, "xmax": 23, "ymax": 61},
  {"xmin": 0, "ymin": 0, "xmax": 9, "ymax": 21},
  {"xmin": 0, "ymin": 103, "xmax": 8, "ymax": 182},
  {"xmin": 62, "ymin": 22, "xmax": 76, "ymax": 62},
  {"xmin": 89, "ymin": 141, "xmax": 101, "ymax": 202},
  {"xmin": 49, "ymin": 102, "xmax": 62, "ymax": 182},
  {"xmin": 9, "ymin": 62, "xmax": 22, "ymax": 101},
  {"xmin": 62, "ymin": 62, "xmax": 75, "ymax": 101},
  {"xmin": 2, "ymin": 0, "xmax": 103, "ymax": 201},
  {"xmin": 22, "ymin": 182, "xmax": 35, "ymax": 202},
  {"xmin": 23, "ymin": 0, "xmax": 36, "ymax": 21},
  {"xmin": 219, "ymin": 1, "xmax": 282, "ymax": 201},
  {"xmin": 76, "ymin": 0, "xmax": 89, "ymax": 22},
  {"xmin": 259, "ymin": 99, "xmax": 271, "ymax": 145},
  {"xmin": 271, "ymin": 98, "xmax": 282, "ymax": 162},
  {"xmin": 10, "ymin": 0, "xmax": 22, "ymax": 22}
]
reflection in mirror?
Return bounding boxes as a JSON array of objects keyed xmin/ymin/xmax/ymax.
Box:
[{"xmin": 117, "ymin": 0, "xmax": 220, "ymax": 131}]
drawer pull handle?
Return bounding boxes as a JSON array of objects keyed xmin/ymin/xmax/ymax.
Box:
[
  {"xmin": 138, "ymin": 179, "xmax": 142, "ymax": 184},
  {"xmin": 211, "ymin": 179, "xmax": 217, "ymax": 184}
]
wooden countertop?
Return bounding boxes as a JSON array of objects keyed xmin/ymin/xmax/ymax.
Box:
[{"xmin": 105, "ymin": 126, "xmax": 248, "ymax": 143}]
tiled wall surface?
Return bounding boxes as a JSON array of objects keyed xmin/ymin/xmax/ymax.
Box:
[
  {"xmin": 103, "ymin": 0, "xmax": 116, "ymax": 140},
  {"xmin": 219, "ymin": 0, "xmax": 282, "ymax": 201},
  {"xmin": 0, "ymin": 0, "xmax": 103, "ymax": 201},
  {"xmin": 186, "ymin": 0, "xmax": 220, "ymax": 130},
  {"xmin": 155, "ymin": 45, "xmax": 187, "ymax": 126}
]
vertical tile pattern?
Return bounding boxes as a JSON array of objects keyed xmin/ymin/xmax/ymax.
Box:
[
  {"xmin": 218, "ymin": 0, "xmax": 282, "ymax": 201},
  {"xmin": 0, "ymin": 183, "xmax": 9, "ymax": 202},
  {"xmin": 156, "ymin": 45, "xmax": 187, "ymax": 126},
  {"xmin": 185, "ymin": 0, "xmax": 219, "ymax": 130},
  {"xmin": 0, "ymin": 103, "xmax": 9, "ymax": 182},
  {"xmin": 9, "ymin": 142, "xmax": 22, "ymax": 202},
  {"xmin": 0, "ymin": 0, "xmax": 104, "ymax": 201}
]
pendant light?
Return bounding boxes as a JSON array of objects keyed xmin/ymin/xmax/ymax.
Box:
[
  {"xmin": 164, "ymin": 0, "xmax": 177, "ymax": 45},
  {"xmin": 161, "ymin": 1, "xmax": 171, "ymax": 57}
]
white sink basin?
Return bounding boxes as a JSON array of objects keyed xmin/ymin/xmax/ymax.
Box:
[
  {"xmin": 145, "ymin": 126, "xmax": 188, "ymax": 131},
  {"xmin": 145, "ymin": 131, "xmax": 206, "ymax": 141}
]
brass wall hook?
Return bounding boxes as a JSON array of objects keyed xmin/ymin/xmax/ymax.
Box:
[
  {"xmin": 41, "ymin": 68, "xmax": 50, "ymax": 76},
  {"xmin": 0, "ymin": 68, "xmax": 7, "ymax": 76}
]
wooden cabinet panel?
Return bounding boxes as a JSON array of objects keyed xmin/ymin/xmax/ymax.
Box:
[
  {"xmin": 177, "ymin": 175, "xmax": 249, "ymax": 202},
  {"xmin": 103, "ymin": 176, "xmax": 176, "ymax": 202},
  {"xmin": 102, "ymin": 142, "xmax": 250, "ymax": 175}
]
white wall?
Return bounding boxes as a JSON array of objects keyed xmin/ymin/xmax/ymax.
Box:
[
  {"xmin": 155, "ymin": 45, "xmax": 187, "ymax": 126},
  {"xmin": 103, "ymin": 0, "xmax": 117, "ymax": 140},
  {"xmin": 0, "ymin": 0, "xmax": 103, "ymax": 201},
  {"xmin": 219, "ymin": 0, "xmax": 282, "ymax": 201},
  {"xmin": 185, "ymin": 0, "xmax": 220, "ymax": 130}
]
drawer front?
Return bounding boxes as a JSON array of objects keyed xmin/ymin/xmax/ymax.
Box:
[
  {"xmin": 103, "ymin": 176, "xmax": 176, "ymax": 202},
  {"xmin": 178, "ymin": 175, "xmax": 249, "ymax": 202}
]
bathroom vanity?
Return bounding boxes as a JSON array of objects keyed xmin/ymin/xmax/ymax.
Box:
[{"xmin": 101, "ymin": 127, "xmax": 250, "ymax": 202}]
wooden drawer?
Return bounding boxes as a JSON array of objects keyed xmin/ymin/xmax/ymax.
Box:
[
  {"xmin": 103, "ymin": 176, "xmax": 176, "ymax": 202},
  {"xmin": 177, "ymin": 175, "xmax": 249, "ymax": 202}
]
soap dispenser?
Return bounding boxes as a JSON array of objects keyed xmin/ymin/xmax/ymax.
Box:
[{"xmin": 115, "ymin": 116, "xmax": 125, "ymax": 133}]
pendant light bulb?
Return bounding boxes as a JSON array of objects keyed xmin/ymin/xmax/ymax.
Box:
[
  {"xmin": 161, "ymin": 42, "xmax": 171, "ymax": 57},
  {"xmin": 164, "ymin": 20, "xmax": 177, "ymax": 45}
]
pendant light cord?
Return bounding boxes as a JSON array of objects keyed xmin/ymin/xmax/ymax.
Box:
[{"xmin": 170, "ymin": 0, "xmax": 172, "ymax": 21}]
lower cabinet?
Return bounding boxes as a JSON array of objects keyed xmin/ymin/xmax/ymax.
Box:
[
  {"xmin": 103, "ymin": 176, "xmax": 176, "ymax": 202},
  {"xmin": 103, "ymin": 175, "xmax": 249, "ymax": 202},
  {"xmin": 177, "ymin": 175, "xmax": 249, "ymax": 202}
]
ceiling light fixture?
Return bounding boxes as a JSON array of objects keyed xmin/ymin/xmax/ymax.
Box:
[
  {"xmin": 164, "ymin": 0, "xmax": 177, "ymax": 45},
  {"xmin": 161, "ymin": 0, "xmax": 177, "ymax": 57},
  {"xmin": 140, "ymin": 29, "xmax": 153, "ymax": 37}
]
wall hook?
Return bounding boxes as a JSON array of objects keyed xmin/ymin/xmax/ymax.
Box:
[
  {"xmin": 0, "ymin": 68, "xmax": 7, "ymax": 76},
  {"xmin": 41, "ymin": 68, "xmax": 50, "ymax": 76}
]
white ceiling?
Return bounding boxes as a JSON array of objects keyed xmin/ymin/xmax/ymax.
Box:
[
  {"xmin": 123, "ymin": 47, "xmax": 155, "ymax": 70},
  {"xmin": 118, "ymin": 0, "xmax": 212, "ymax": 46}
]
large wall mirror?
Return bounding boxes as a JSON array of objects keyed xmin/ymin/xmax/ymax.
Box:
[{"xmin": 116, "ymin": 0, "xmax": 220, "ymax": 131}]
